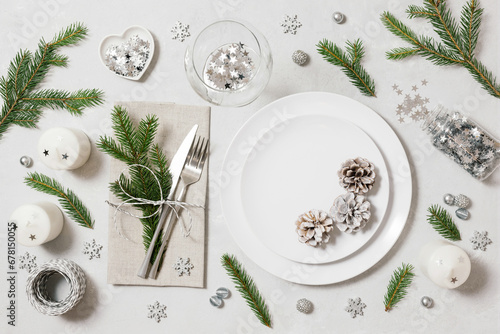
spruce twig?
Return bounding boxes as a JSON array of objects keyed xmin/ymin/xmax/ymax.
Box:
[
  {"xmin": 384, "ymin": 263, "xmax": 415, "ymax": 312},
  {"xmin": 97, "ymin": 106, "xmax": 172, "ymax": 264},
  {"xmin": 316, "ymin": 38, "xmax": 376, "ymax": 97},
  {"xmin": 221, "ymin": 254, "xmax": 272, "ymax": 328},
  {"xmin": 24, "ymin": 172, "xmax": 94, "ymax": 229},
  {"xmin": 0, "ymin": 22, "xmax": 104, "ymax": 141},
  {"xmin": 427, "ymin": 204, "xmax": 461, "ymax": 241},
  {"xmin": 381, "ymin": 0, "xmax": 500, "ymax": 99}
]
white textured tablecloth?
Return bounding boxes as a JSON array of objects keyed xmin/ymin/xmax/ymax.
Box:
[{"xmin": 0, "ymin": 1, "xmax": 499, "ymax": 333}]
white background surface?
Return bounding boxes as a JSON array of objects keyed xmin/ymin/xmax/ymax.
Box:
[{"xmin": 0, "ymin": 0, "xmax": 499, "ymax": 333}]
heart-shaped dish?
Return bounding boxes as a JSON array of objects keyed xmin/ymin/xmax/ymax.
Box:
[{"xmin": 99, "ymin": 25, "xmax": 155, "ymax": 81}]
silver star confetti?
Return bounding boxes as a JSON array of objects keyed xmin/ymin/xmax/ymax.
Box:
[
  {"xmin": 280, "ymin": 15, "xmax": 302, "ymax": 34},
  {"xmin": 470, "ymin": 231, "xmax": 492, "ymax": 251},
  {"xmin": 345, "ymin": 297, "xmax": 366, "ymax": 318},
  {"xmin": 392, "ymin": 80, "xmax": 431, "ymax": 124},
  {"xmin": 173, "ymin": 257, "xmax": 194, "ymax": 276},
  {"xmin": 104, "ymin": 34, "xmax": 151, "ymax": 78},
  {"xmin": 147, "ymin": 301, "xmax": 167, "ymax": 323},
  {"xmin": 204, "ymin": 43, "xmax": 254, "ymax": 91},
  {"xmin": 171, "ymin": 21, "xmax": 190, "ymax": 42},
  {"xmin": 18, "ymin": 252, "xmax": 37, "ymax": 272},
  {"xmin": 82, "ymin": 239, "xmax": 103, "ymax": 260}
]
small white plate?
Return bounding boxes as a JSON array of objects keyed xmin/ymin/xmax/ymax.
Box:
[
  {"xmin": 240, "ymin": 115, "xmax": 389, "ymax": 264},
  {"xmin": 98, "ymin": 25, "xmax": 154, "ymax": 81}
]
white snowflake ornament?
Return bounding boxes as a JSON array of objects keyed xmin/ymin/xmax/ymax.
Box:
[
  {"xmin": 18, "ymin": 252, "xmax": 37, "ymax": 272},
  {"xmin": 280, "ymin": 15, "xmax": 302, "ymax": 34},
  {"xmin": 173, "ymin": 257, "xmax": 194, "ymax": 276},
  {"xmin": 470, "ymin": 231, "xmax": 492, "ymax": 251},
  {"xmin": 345, "ymin": 297, "xmax": 366, "ymax": 318},
  {"xmin": 82, "ymin": 239, "xmax": 103, "ymax": 260},
  {"xmin": 147, "ymin": 301, "xmax": 167, "ymax": 323},
  {"xmin": 171, "ymin": 21, "xmax": 190, "ymax": 42}
]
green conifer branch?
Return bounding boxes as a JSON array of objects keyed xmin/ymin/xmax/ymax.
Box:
[
  {"xmin": 24, "ymin": 172, "xmax": 94, "ymax": 229},
  {"xmin": 427, "ymin": 204, "xmax": 461, "ymax": 241},
  {"xmin": 97, "ymin": 106, "xmax": 172, "ymax": 264},
  {"xmin": 381, "ymin": 0, "xmax": 500, "ymax": 99},
  {"xmin": 0, "ymin": 22, "xmax": 104, "ymax": 141},
  {"xmin": 221, "ymin": 254, "xmax": 272, "ymax": 328},
  {"xmin": 384, "ymin": 263, "xmax": 415, "ymax": 312},
  {"xmin": 317, "ymin": 39, "xmax": 376, "ymax": 97}
]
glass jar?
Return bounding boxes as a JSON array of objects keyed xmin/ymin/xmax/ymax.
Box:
[
  {"xmin": 184, "ymin": 19, "xmax": 273, "ymax": 107},
  {"xmin": 422, "ymin": 105, "xmax": 500, "ymax": 181}
]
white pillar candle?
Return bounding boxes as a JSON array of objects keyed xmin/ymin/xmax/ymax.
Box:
[
  {"xmin": 38, "ymin": 127, "xmax": 91, "ymax": 170},
  {"xmin": 10, "ymin": 202, "xmax": 64, "ymax": 246},
  {"xmin": 418, "ymin": 240, "xmax": 471, "ymax": 289}
]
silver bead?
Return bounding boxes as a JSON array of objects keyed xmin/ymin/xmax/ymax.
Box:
[
  {"xmin": 453, "ymin": 194, "xmax": 470, "ymax": 208},
  {"xmin": 421, "ymin": 296, "xmax": 433, "ymax": 308},
  {"xmin": 296, "ymin": 298, "xmax": 313, "ymax": 314},
  {"xmin": 332, "ymin": 12, "xmax": 345, "ymax": 24},
  {"xmin": 20, "ymin": 155, "xmax": 32, "ymax": 168},
  {"xmin": 292, "ymin": 50, "xmax": 308, "ymax": 66},
  {"xmin": 443, "ymin": 193, "xmax": 454, "ymax": 206},
  {"xmin": 209, "ymin": 295, "xmax": 222, "ymax": 308},
  {"xmin": 456, "ymin": 208, "xmax": 469, "ymax": 220},
  {"xmin": 216, "ymin": 287, "xmax": 230, "ymax": 299}
]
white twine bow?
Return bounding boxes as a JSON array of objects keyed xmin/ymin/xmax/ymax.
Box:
[{"xmin": 106, "ymin": 164, "xmax": 204, "ymax": 243}]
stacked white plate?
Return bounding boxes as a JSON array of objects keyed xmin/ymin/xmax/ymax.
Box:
[{"xmin": 220, "ymin": 92, "xmax": 412, "ymax": 285}]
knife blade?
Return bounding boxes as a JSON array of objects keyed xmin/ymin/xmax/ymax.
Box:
[{"xmin": 137, "ymin": 124, "xmax": 198, "ymax": 278}]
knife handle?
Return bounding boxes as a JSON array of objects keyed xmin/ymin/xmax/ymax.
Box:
[
  {"xmin": 137, "ymin": 205, "xmax": 172, "ymax": 278},
  {"xmin": 148, "ymin": 187, "xmax": 187, "ymax": 279}
]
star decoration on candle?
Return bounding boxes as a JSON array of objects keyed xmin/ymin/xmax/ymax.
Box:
[
  {"xmin": 62, "ymin": 153, "xmax": 69, "ymax": 160},
  {"xmin": 29, "ymin": 234, "xmax": 36, "ymax": 241},
  {"xmin": 43, "ymin": 150, "xmax": 49, "ymax": 156},
  {"xmin": 458, "ymin": 256, "xmax": 465, "ymax": 263},
  {"xmin": 436, "ymin": 259, "xmax": 443, "ymax": 266},
  {"xmin": 12, "ymin": 223, "xmax": 17, "ymax": 231},
  {"xmin": 451, "ymin": 277, "xmax": 458, "ymax": 284},
  {"xmin": 57, "ymin": 136, "xmax": 63, "ymax": 141}
]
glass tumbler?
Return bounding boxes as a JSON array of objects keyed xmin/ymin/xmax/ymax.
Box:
[{"xmin": 184, "ymin": 20, "xmax": 273, "ymax": 107}]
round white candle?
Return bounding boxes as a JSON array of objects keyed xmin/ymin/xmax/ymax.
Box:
[
  {"xmin": 10, "ymin": 202, "xmax": 64, "ymax": 246},
  {"xmin": 418, "ymin": 240, "xmax": 471, "ymax": 289},
  {"xmin": 38, "ymin": 127, "xmax": 91, "ymax": 170}
]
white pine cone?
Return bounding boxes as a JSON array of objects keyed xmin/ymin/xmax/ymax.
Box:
[
  {"xmin": 330, "ymin": 192, "xmax": 371, "ymax": 233},
  {"xmin": 295, "ymin": 210, "xmax": 333, "ymax": 247},
  {"xmin": 338, "ymin": 157, "xmax": 376, "ymax": 194}
]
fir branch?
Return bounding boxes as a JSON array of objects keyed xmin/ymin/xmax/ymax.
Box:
[
  {"xmin": 97, "ymin": 106, "xmax": 172, "ymax": 264},
  {"xmin": 221, "ymin": 254, "xmax": 272, "ymax": 328},
  {"xmin": 384, "ymin": 263, "xmax": 415, "ymax": 312},
  {"xmin": 24, "ymin": 172, "xmax": 94, "ymax": 229},
  {"xmin": 427, "ymin": 204, "xmax": 461, "ymax": 241},
  {"xmin": 317, "ymin": 39, "xmax": 376, "ymax": 97},
  {"xmin": 0, "ymin": 23, "xmax": 104, "ymax": 142},
  {"xmin": 381, "ymin": 0, "xmax": 500, "ymax": 99}
]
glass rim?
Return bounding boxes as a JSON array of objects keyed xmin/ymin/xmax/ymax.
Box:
[{"xmin": 187, "ymin": 19, "xmax": 265, "ymax": 93}]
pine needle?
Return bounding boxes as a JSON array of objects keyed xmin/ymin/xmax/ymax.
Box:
[
  {"xmin": 381, "ymin": 0, "xmax": 500, "ymax": 99},
  {"xmin": 384, "ymin": 263, "xmax": 415, "ymax": 312},
  {"xmin": 24, "ymin": 172, "xmax": 94, "ymax": 229},
  {"xmin": 316, "ymin": 39, "xmax": 376, "ymax": 97},
  {"xmin": 427, "ymin": 204, "xmax": 461, "ymax": 241},
  {"xmin": 0, "ymin": 22, "xmax": 104, "ymax": 141},
  {"xmin": 221, "ymin": 254, "xmax": 272, "ymax": 328}
]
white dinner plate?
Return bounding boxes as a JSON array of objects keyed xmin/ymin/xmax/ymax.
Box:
[
  {"xmin": 240, "ymin": 114, "xmax": 390, "ymax": 264},
  {"xmin": 220, "ymin": 92, "xmax": 412, "ymax": 285}
]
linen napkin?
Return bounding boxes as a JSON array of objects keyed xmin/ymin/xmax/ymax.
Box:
[{"xmin": 107, "ymin": 101, "xmax": 210, "ymax": 287}]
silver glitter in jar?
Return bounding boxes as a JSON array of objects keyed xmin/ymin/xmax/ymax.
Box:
[
  {"xmin": 104, "ymin": 35, "xmax": 151, "ymax": 78},
  {"xmin": 203, "ymin": 42, "xmax": 255, "ymax": 91},
  {"xmin": 422, "ymin": 105, "xmax": 500, "ymax": 181}
]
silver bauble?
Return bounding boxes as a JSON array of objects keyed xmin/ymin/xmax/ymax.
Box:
[
  {"xmin": 443, "ymin": 193, "xmax": 455, "ymax": 205},
  {"xmin": 421, "ymin": 296, "xmax": 433, "ymax": 308}
]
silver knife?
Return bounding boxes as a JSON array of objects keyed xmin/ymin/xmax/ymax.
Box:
[{"xmin": 137, "ymin": 124, "xmax": 198, "ymax": 278}]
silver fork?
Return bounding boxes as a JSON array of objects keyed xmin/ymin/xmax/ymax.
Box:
[{"xmin": 148, "ymin": 136, "xmax": 209, "ymax": 278}]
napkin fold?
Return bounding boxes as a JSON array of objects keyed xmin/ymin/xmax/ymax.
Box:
[{"xmin": 107, "ymin": 101, "xmax": 210, "ymax": 287}]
